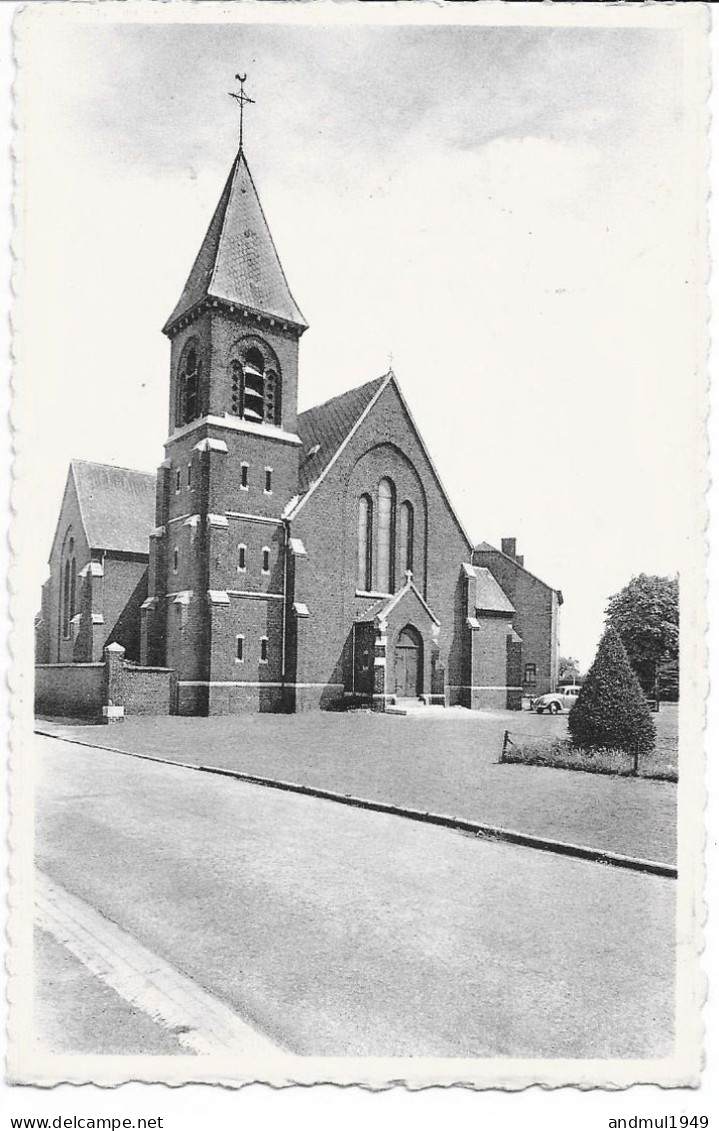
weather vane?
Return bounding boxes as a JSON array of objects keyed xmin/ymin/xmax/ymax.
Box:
[{"xmin": 228, "ymin": 74, "xmax": 255, "ymax": 153}]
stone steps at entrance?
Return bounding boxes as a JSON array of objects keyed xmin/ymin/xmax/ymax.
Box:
[{"xmin": 386, "ymin": 699, "xmax": 472, "ymax": 718}]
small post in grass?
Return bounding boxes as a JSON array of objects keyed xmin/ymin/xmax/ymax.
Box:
[{"xmin": 501, "ymin": 730, "xmax": 510, "ymax": 762}]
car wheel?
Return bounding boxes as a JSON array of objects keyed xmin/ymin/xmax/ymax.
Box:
[{"xmin": 548, "ymin": 702, "xmax": 560, "ymax": 715}]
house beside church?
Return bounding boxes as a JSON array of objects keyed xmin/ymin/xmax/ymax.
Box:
[{"xmin": 36, "ymin": 132, "xmax": 562, "ymax": 715}]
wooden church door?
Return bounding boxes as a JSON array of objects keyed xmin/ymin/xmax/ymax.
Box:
[{"xmin": 394, "ymin": 625, "xmax": 423, "ymax": 698}]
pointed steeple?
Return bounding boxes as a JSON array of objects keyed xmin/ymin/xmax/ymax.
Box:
[{"xmin": 164, "ymin": 151, "xmax": 307, "ymax": 335}]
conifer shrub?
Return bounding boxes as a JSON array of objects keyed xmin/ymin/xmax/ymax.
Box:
[{"xmin": 568, "ymin": 627, "xmax": 656, "ymax": 758}]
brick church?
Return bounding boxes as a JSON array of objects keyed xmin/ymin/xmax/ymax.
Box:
[{"xmin": 36, "ymin": 133, "xmax": 562, "ymax": 715}]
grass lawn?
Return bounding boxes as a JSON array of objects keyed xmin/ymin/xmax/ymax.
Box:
[
  {"xmin": 38, "ymin": 706, "xmax": 677, "ymax": 866},
  {"xmin": 505, "ymin": 703, "xmax": 678, "ymax": 780}
]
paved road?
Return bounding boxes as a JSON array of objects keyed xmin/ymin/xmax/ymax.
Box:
[
  {"xmin": 34, "ymin": 735, "xmax": 675, "ymax": 1059},
  {"xmin": 38, "ymin": 711, "xmax": 677, "ymax": 864}
]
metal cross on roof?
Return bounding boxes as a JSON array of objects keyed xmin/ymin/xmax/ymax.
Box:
[{"xmin": 228, "ymin": 74, "xmax": 255, "ymax": 153}]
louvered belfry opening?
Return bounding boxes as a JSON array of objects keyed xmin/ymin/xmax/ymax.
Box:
[
  {"xmin": 177, "ymin": 339, "xmax": 202, "ymax": 426},
  {"xmin": 230, "ymin": 339, "xmax": 281, "ymax": 425}
]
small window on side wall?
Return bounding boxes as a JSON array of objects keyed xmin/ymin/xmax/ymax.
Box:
[
  {"xmin": 237, "ymin": 544, "xmax": 246, "ymax": 572},
  {"xmin": 240, "ymin": 463, "xmax": 249, "ymax": 490},
  {"xmin": 524, "ymin": 663, "xmax": 537, "ymax": 685},
  {"xmin": 264, "ymin": 468, "xmax": 273, "ymax": 494},
  {"xmin": 173, "ymin": 547, "xmax": 179, "ymax": 572},
  {"xmin": 260, "ymin": 636, "xmax": 268, "ymax": 664},
  {"xmin": 236, "ymin": 635, "xmax": 244, "ymax": 663},
  {"xmin": 261, "ymin": 547, "xmax": 270, "ymax": 574}
]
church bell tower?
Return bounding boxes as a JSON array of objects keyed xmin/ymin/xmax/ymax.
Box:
[{"xmin": 140, "ymin": 80, "xmax": 308, "ymax": 715}]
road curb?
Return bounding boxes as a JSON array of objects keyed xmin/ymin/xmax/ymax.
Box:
[{"xmin": 35, "ymin": 728, "xmax": 677, "ymax": 879}]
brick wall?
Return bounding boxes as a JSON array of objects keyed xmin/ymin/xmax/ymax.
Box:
[
  {"xmin": 35, "ymin": 664, "xmax": 105, "ymax": 719},
  {"xmin": 291, "ymin": 379, "xmax": 474, "ymax": 703},
  {"xmin": 123, "ymin": 666, "xmax": 177, "ymax": 715},
  {"xmin": 103, "ymin": 558, "xmax": 149, "ymax": 661},
  {"xmin": 47, "ymin": 474, "xmax": 91, "ymax": 664},
  {"xmin": 468, "ymin": 617, "xmax": 513, "ymax": 710},
  {"xmin": 36, "ymin": 648, "xmax": 176, "ymax": 720},
  {"xmin": 473, "ymin": 547, "xmax": 560, "ymax": 696}
]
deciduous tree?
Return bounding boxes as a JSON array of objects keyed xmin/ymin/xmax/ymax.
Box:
[{"xmin": 604, "ymin": 574, "xmax": 679, "ymax": 696}]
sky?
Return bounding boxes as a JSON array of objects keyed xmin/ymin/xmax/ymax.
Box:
[{"xmin": 14, "ymin": 7, "xmax": 704, "ymax": 669}]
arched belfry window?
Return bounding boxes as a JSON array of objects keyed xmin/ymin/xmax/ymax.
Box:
[
  {"xmin": 230, "ymin": 338, "xmax": 281, "ymax": 426},
  {"xmin": 377, "ymin": 478, "xmax": 396, "ymax": 594},
  {"xmin": 177, "ymin": 339, "xmax": 202, "ymax": 426},
  {"xmin": 399, "ymin": 501, "xmax": 414, "ymax": 576},
  {"xmin": 358, "ymin": 494, "xmax": 373, "ymax": 590}
]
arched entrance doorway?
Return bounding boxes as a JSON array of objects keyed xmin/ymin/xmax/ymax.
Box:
[{"xmin": 394, "ymin": 625, "xmax": 423, "ymax": 698}]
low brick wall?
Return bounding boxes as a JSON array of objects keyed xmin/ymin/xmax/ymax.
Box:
[
  {"xmin": 36, "ymin": 648, "xmax": 177, "ymax": 720},
  {"xmin": 123, "ymin": 666, "xmax": 177, "ymax": 716},
  {"xmin": 35, "ymin": 663, "xmax": 105, "ymax": 719}
]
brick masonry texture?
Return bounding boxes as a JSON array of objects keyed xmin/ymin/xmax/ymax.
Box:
[
  {"xmin": 35, "ymin": 664, "xmax": 105, "ymax": 718},
  {"xmin": 472, "ymin": 547, "xmax": 561, "ymax": 697},
  {"xmin": 35, "ymin": 650, "xmax": 175, "ymax": 719},
  {"xmin": 39, "ymin": 150, "xmax": 561, "ymax": 717}
]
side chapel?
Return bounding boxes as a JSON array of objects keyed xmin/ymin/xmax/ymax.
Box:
[{"xmin": 36, "ymin": 105, "xmax": 562, "ymax": 715}]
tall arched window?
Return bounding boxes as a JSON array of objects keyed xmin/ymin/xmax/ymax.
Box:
[
  {"xmin": 357, "ymin": 494, "xmax": 373, "ymax": 590},
  {"xmin": 377, "ymin": 478, "xmax": 396, "ymax": 594},
  {"xmin": 70, "ymin": 557, "xmax": 77, "ymax": 621},
  {"xmin": 230, "ymin": 339, "xmax": 281, "ymax": 425},
  {"xmin": 62, "ymin": 561, "xmax": 71, "ymax": 638},
  {"xmin": 177, "ymin": 339, "xmax": 202, "ymax": 426},
  {"xmin": 399, "ymin": 501, "xmax": 414, "ymax": 577}
]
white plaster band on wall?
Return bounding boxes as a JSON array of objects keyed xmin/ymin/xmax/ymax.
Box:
[
  {"xmin": 293, "ymin": 602, "xmax": 310, "ymax": 617},
  {"xmin": 207, "ymin": 514, "xmax": 229, "ymax": 527},
  {"xmin": 177, "ymin": 681, "xmax": 345, "ymax": 690},
  {"xmin": 288, "ymin": 537, "xmax": 307, "ymax": 556},
  {"xmin": 447, "ymin": 685, "xmax": 523, "ymax": 692},
  {"xmin": 374, "ymin": 657, "xmax": 386, "ymax": 667},
  {"xmin": 183, "ymin": 515, "xmax": 201, "ymax": 528},
  {"xmin": 225, "ymin": 511, "xmax": 282, "ymax": 526},
  {"xmin": 226, "ymin": 589, "xmax": 284, "ymax": 601},
  {"xmin": 169, "ymin": 416, "xmax": 300, "ymax": 448},
  {"xmin": 140, "ymin": 597, "xmax": 157, "ymax": 611},
  {"xmin": 166, "ymin": 514, "xmax": 193, "ymax": 527},
  {"xmin": 91, "ymin": 614, "xmax": 105, "ymax": 625}
]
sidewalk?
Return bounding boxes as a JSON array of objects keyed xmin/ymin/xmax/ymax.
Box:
[{"xmin": 36, "ymin": 711, "xmax": 677, "ymax": 866}]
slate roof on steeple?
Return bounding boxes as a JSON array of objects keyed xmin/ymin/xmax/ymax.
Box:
[
  {"xmin": 71, "ymin": 460, "xmax": 155, "ymax": 556},
  {"xmin": 164, "ymin": 150, "xmax": 307, "ymax": 334},
  {"xmin": 296, "ymin": 375, "xmax": 387, "ymax": 494}
]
